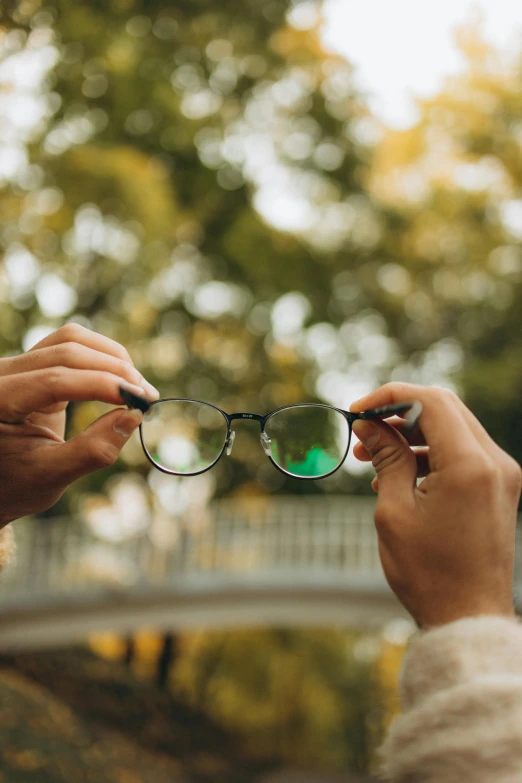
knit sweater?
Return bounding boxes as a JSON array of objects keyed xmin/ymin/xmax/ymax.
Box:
[
  {"xmin": 0, "ymin": 525, "xmax": 15, "ymax": 570},
  {"xmin": 377, "ymin": 615, "xmax": 522, "ymax": 782}
]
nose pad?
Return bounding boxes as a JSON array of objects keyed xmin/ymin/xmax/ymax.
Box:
[
  {"xmin": 260, "ymin": 431, "xmax": 272, "ymax": 456},
  {"xmin": 226, "ymin": 430, "xmax": 236, "ymax": 456}
]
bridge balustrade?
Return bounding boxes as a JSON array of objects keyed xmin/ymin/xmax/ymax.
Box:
[
  {"xmin": 0, "ymin": 497, "xmax": 383, "ymax": 598},
  {"xmin": 0, "ymin": 498, "xmax": 521, "ymax": 649}
]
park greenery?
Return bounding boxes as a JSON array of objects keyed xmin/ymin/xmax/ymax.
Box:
[
  {"xmin": 1, "ymin": 0, "xmax": 520, "ymax": 509},
  {"xmin": 1, "ymin": 0, "xmax": 521, "ymax": 779}
]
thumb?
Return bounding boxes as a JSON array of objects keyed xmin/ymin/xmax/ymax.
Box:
[
  {"xmin": 352, "ymin": 419, "xmax": 417, "ymax": 510},
  {"xmin": 50, "ymin": 408, "xmax": 144, "ymax": 484}
]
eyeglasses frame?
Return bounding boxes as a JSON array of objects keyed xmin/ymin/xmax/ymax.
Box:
[{"xmin": 119, "ymin": 386, "xmax": 422, "ymax": 481}]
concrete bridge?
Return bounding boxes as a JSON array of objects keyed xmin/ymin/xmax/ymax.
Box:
[{"xmin": 0, "ymin": 496, "xmax": 520, "ymax": 651}]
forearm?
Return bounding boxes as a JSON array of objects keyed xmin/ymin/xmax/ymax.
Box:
[{"xmin": 377, "ymin": 615, "xmax": 522, "ymax": 782}]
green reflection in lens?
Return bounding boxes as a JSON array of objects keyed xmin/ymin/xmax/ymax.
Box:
[
  {"xmin": 266, "ymin": 405, "xmax": 348, "ymax": 478},
  {"xmin": 285, "ymin": 447, "xmax": 340, "ymax": 477}
]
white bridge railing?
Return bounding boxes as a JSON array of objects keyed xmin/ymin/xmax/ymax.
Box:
[
  {"xmin": 0, "ymin": 497, "xmax": 521, "ymax": 649},
  {"xmin": 0, "ymin": 497, "xmax": 383, "ymax": 598}
]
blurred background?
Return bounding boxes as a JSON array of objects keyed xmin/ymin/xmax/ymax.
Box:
[{"xmin": 0, "ymin": 0, "xmax": 521, "ymax": 780}]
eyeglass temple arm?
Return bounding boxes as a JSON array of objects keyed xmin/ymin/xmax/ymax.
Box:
[
  {"xmin": 352, "ymin": 400, "xmax": 423, "ymax": 433},
  {"xmin": 119, "ymin": 386, "xmax": 153, "ymax": 413}
]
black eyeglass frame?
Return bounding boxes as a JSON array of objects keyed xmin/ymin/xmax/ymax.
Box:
[{"xmin": 119, "ymin": 387, "xmax": 422, "ymax": 481}]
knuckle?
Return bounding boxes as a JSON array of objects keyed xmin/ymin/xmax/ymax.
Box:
[
  {"xmin": 374, "ymin": 502, "xmax": 398, "ymax": 533},
  {"xmin": 119, "ymin": 358, "xmax": 135, "ymax": 379},
  {"xmin": 442, "ymin": 388, "xmax": 464, "ymax": 409},
  {"xmin": 43, "ymin": 365, "xmax": 63, "ymax": 386},
  {"xmin": 86, "ymin": 439, "xmax": 118, "ymax": 468},
  {"xmin": 54, "ymin": 342, "xmax": 78, "ymax": 364},
  {"xmin": 2, "ymin": 399, "xmax": 24, "ymax": 422},
  {"xmin": 119, "ymin": 347, "xmax": 134, "ymax": 365},
  {"xmin": 373, "ymin": 505, "xmax": 389, "ymax": 529},
  {"xmin": 459, "ymin": 456, "xmax": 498, "ymax": 489},
  {"xmin": 441, "ymin": 387, "xmax": 460, "ymax": 402},
  {"xmin": 58, "ymin": 323, "xmax": 85, "ymax": 342},
  {"xmin": 108, "ymin": 343, "xmax": 133, "ymax": 366},
  {"xmin": 383, "ymin": 381, "xmax": 413, "ymax": 394},
  {"xmin": 504, "ymin": 456, "xmax": 522, "ymax": 493},
  {"xmin": 426, "ymin": 386, "xmax": 451, "ymax": 405},
  {"xmin": 372, "ymin": 443, "xmax": 406, "ymax": 473},
  {"xmin": 379, "ymin": 382, "xmax": 397, "ymax": 395},
  {"xmin": 41, "ymin": 366, "xmax": 64, "ymax": 402}
]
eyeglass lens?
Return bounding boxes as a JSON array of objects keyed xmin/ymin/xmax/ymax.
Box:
[
  {"xmin": 264, "ymin": 406, "xmax": 350, "ymax": 478},
  {"xmin": 141, "ymin": 400, "xmax": 228, "ymax": 473}
]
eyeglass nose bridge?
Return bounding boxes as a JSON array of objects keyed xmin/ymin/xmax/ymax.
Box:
[{"xmin": 260, "ymin": 431, "xmax": 272, "ymax": 456}]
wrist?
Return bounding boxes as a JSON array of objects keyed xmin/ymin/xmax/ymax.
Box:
[{"xmin": 418, "ymin": 602, "xmax": 516, "ymax": 631}]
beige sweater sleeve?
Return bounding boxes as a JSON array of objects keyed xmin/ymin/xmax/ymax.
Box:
[
  {"xmin": 0, "ymin": 525, "xmax": 15, "ymax": 570},
  {"xmin": 377, "ymin": 615, "xmax": 522, "ymax": 782}
]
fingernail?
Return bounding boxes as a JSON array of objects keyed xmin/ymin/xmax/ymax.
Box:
[
  {"xmin": 352, "ymin": 420, "xmax": 380, "ymax": 450},
  {"xmin": 114, "ymin": 409, "xmax": 143, "ymax": 438},
  {"xmin": 349, "ymin": 396, "xmax": 367, "ymax": 412},
  {"xmin": 120, "ymin": 381, "xmax": 149, "ymax": 399},
  {"xmin": 140, "ymin": 379, "xmax": 160, "ymax": 400}
]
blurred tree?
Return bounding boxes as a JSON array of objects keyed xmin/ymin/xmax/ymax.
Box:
[
  {"xmin": 7, "ymin": 635, "xmax": 388, "ymax": 778},
  {"xmin": 0, "ymin": 666, "xmax": 188, "ymax": 783},
  {"xmin": 0, "ymin": 0, "xmax": 382, "ymax": 503},
  {"xmin": 170, "ymin": 628, "xmax": 388, "ymax": 774},
  {"xmin": 1, "ymin": 4, "xmax": 521, "ymax": 512},
  {"xmin": 2, "ymin": 4, "xmax": 519, "ymax": 779},
  {"xmin": 368, "ymin": 22, "xmax": 522, "ymax": 470},
  {"xmin": 3, "ymin": 646, "xmax": 272, "ymax": 782}
]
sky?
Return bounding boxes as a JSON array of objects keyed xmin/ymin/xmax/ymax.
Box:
[{"xmin": 320, "ymin": 0, "xmax": 522, "ymax": 128}]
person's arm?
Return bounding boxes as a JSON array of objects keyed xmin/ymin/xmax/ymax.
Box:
[
  {"xmin": 0, "ymin": 323, "xmax": 158, "ymax": 549},
  {"xmin": 350, "ymin": 383, "xmax": 522, "ymax": 782}
]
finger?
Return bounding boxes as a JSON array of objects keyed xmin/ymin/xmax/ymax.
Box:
[
  {"xmin": 359, "ymin": 384, "xmax": 499, "ymax": 457},
  {"xmin": 28, "ymin": 323, "xmax": 134, "ymax": 366},
  {"xmin": 5, "ymin": 343, "xmax": 156, "ymax": 398},
  {"xmin": 443, "ymin": 393, "xmax": 506, "ymax": 458},
  {"xmin": 352, "ymin": 418, "xmax": 418, "ymax": 524},
  {"xmin": 45, "ymin": 408, "xmax": 144, "ymax": 484},
  {"xmin": 0, "ymin": 368, "xmax": 154, "ymax": 423},
  {"xmin": 353, "ymin": 417, "xmax": 426, "ymax": 457},
  {"xmin": 350, "ymin": 383, "xmax": 482, "ymax": 469},
  {"xmin": 371, "ymin": 448, "xmax": 430, "ymax": 492},
  {"xmin": 353, "ymin": 439, "xmax": 373, "ymax": 461},
  {"xmin": 381, "ymin": 416, "xmax": 427, "ymax": 446}
]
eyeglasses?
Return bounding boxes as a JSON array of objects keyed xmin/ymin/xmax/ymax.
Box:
[{"xmin": 119, "ymin": 387, "xmax": 422, "ymax": 481}]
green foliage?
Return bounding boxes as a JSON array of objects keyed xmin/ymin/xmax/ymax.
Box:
[
  {"xmin": 371, "ymin": 27, "xmax": 522, "ymax": 468},
  {"xmin": 172, "ymin": 629, "xmax": 388, "ymax": 773},
  {"xmin": 2, "ymin": 4, "xmax": 520, "ymax": 780},
  {"xmin": 0, "ymin": 0, "xmax": 380, "ymax": 500},
  {"xmin": 1, "ymin": 5, "xmax": 521, "ymax": 501},
  {"xmin": 5, "ymin": 636, "xmax": 387, "ymax": 779},
  {"xmin": 0, "ymin": 666, "xmax": 186, "ymax": 783}
]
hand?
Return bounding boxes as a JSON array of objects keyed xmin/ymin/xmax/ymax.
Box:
[
  {"xmin": 0, "ymin": 324, "xmax": 159, "ymax": 526},
  {"xmin": 350, "ymin": 383, "xmax": 522, "ymax": 629}
]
